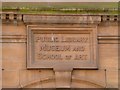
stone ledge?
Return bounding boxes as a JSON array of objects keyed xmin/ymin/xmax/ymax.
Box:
[
  {"xmin": 1, "ymin": 35, "xmax": 119, "ymax": 44},
  {"xmin": 1, "ymin": 13, "xmax": 118, "ymax": 24},
  {"xmin": 23, "ymin": 15, "xmax": 101, "ymax": 24}
]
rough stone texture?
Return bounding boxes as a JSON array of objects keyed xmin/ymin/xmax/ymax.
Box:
[
  {"xmin": 99, "ymin": 44, "xmax": 118, "ymax": 70},
  {"xmin": 2, "ymin": 71, "xmax": 19, "ymax": 88},
  {"xmin": 23, "ymin": 15, "xmax": 101, "ymax": 24},
  {"xmin": 27, "ymin": 27, "xmax": 98, "ymax": 70},
  {"xmin": 106, "ymin": 70, "xmax": 118, "ymax": 88},
  {"xmin": 98, "ymin": 22, "xmax": 118, "ymax": 36},
  {"xmin": 2, "ymin": 43, "xmax": 26, "ymax": 70},
  {"xmin": 1, "ymin": 15, "xmax": 118, "ymax": 88},
  {"xmin": 2, "ymin": 22, "xmax": 26, "ymax": 35},
  {"xmin": 55, "ymin": 71, "xmax": 72, "ymax": 88},
  {"xmin": 72, "ymin": 70, "xmax": 106, "ymax": 88},
  {"xmin": 19, "ymin": 70, "xmax": 55, "ymax": 88}
]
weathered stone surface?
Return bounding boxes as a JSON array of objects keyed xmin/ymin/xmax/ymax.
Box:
[
  {"xmin": 19, "ymin": 70, "xmax": 55, "ymax": 88},
  {"xmin": 72, "ymin": 70, "xmax": 106, "ymax": 88},
  {"xmin": 2, "ymin": 43, "xmax": 26, "ymax": 61},
  {"xmin": 98, "ymin": 22, "xmax": 118, "ymax": 37},
  {"xmin": 27, "ymin": 27, "xmax": 98, "ymax": 70},
  {"xmin": 2, "ymin": 23, "xmax": 26, "ymax": 35},
  {"xmin": 99, "ymin": 44, "xmax": 118, "ymax": 70},
  {"xmin": 106, "ymin": 70, "xmax": 118, "ymax": 88},
  {"xmin": 2, "ymin": 71, "xmax": 19, "ymax": 88},
  {"xmin": 2, "ymin": 43, "xmax": 26, "ymax": 70},
  {"xmin": 55, "ymin": 71, "xmax": 72, "ymax": 88},
  {"xmin": 23, "ymin": 15, "xmax": 101, "ymax": 24},
  {"xmin": 1, "ymin": 14, "xmax": 118, "ymax": 88}
]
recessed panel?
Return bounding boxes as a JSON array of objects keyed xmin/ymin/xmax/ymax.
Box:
[{"xmin": 27, "ymin": 28, "xmax": 98, "ymax": 70}]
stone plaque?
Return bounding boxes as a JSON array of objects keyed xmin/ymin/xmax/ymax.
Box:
[{"xmin": 27, "ymin": 28, "xmax": 98, "ymax": 70}]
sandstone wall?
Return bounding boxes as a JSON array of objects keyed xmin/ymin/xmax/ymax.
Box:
[{"xmin": 1, "ymin": 14, "xmax": 119, "ymax": 88}]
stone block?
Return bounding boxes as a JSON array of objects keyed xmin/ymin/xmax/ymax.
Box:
[
  {"xmin": 72, "ymin": 70, "xmax": 106, "ymax": 88},
  {"xmin": 106, "ymin": 70, "xmax": 118, "ymax": 88},
  {"xmin": 3, "ymin": 60, "xmax": 26, "ymax": 70},
  {"xmin": 2, "ymin": 23, "xmax": 26, "ymax": 35},
  {"xmin": 99, "ymin": 44, "xmax": 118, "ymax": 70},
  {"xmin": 40, "ymin": 81, "xmax": 55, "ymax": 88},
  {"xmin": 2, "ymin": 70, "xmax": 19, "ymax": 88},
  {"xmin": 2, "ymin": 43, "xmax": 26, "ymax": 62},
  {"xmin": 98, "ymin": 23, "xmax": 118, "ymax": 36},
  {"xmin": 55, "ymin": 71, "xmax": 72, "ymax": 88},
  {"xmin": 19, "ymin": 70, "xmax": 55, "ymax": 88}
]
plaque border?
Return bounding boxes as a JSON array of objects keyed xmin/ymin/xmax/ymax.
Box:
[{"xmin": 27, "ymin": 26, "xmax": 98, "ymax": 70}]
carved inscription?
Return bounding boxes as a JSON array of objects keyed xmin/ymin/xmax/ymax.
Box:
[
  {"xmin": 34, "ymin": 34, "xmax": 90, "ymax": 61},
  {"xmin": 27, "ymin": 27, "xmax": 97, "ymax": 69}
]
